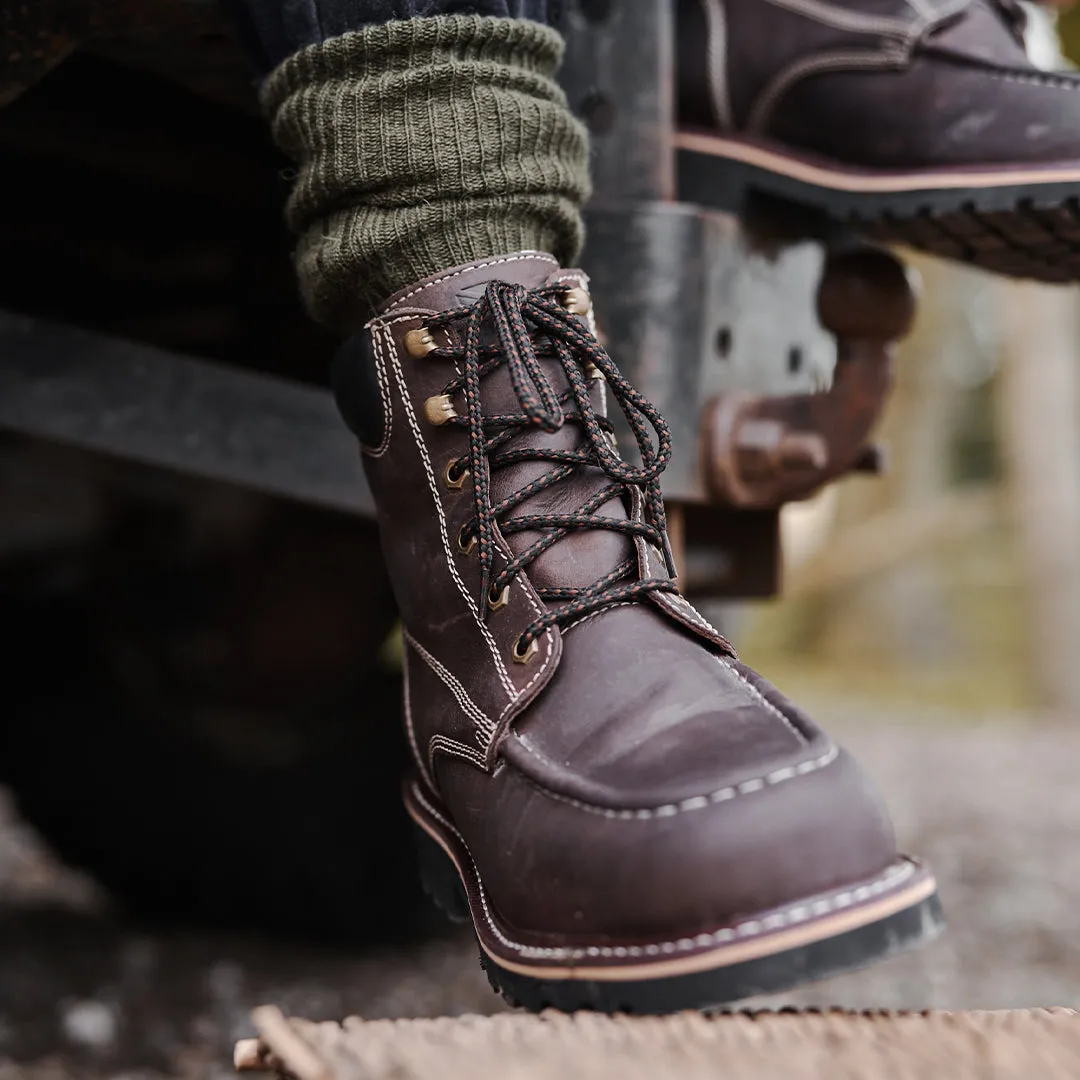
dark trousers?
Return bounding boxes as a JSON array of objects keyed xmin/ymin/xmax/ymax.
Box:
[{"xmin": 225, "ymin": 0, "xmax": 565, "ymax": 74}]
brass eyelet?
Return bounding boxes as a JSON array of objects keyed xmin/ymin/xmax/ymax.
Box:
[
  {"xmin": 563, "ymin": 286, "xmax": 592, "ymax": 316},
  {"xmin": 488, "ymin": 584, "xmax": 510, "ymax": 611},
  {"xmin": 512, "ymin": 634, "xmax": 539, "ymax": 664},
  {"xmin": 457, "ymin": 524, "xmax": 476, "ymax": 556},
  {"xmin": 424, "ymin": 394, "xmax": 458, "ymax": 426},
  {"xmin": 443, "ymin": 459, "xmax": 469, "ymax": 490},
  {"xmin": 404, "ymin": 327, "xmax": 438, "ymax": 358}
]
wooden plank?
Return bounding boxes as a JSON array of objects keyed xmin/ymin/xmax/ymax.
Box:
[{"xmin": 236, "ymin": 1005, "xmax": 1080, "ymax": 1080}]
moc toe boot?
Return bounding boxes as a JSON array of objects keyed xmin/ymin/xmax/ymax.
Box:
[
  {"xmin": 678, "ymin": 0, "xmax": 1080, "ymax": 282},
  {"xmin": 333, "ymin": 252, "xmax": 943, "ymax": 1013}
]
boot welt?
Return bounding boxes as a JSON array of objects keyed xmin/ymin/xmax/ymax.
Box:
[
  {"xmin": 677, "ymin": 127, "xmax": 1080, "ymax": 284},
  {"xmin": 405, "ymin": 775, "xmax": 945, "ymax": 1014}
]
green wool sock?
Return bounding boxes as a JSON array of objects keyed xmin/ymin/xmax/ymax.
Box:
[{"xmin": 261, "ymin": 15, "xmax": 591, "ymax": 332}]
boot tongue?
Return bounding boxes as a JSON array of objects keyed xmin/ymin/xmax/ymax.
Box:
[
  {"xmin": 474, "ymin": 278, "xmax": 635, "ymax": 597},
  {"xmin": 377, "ymin": 252, "xmax": 561, "ymax": 315},
  {"xmin": 481, "ymin": 362, "xmax": 634, "ymax": 596}
]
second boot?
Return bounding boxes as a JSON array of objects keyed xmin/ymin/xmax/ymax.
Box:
[{"xmin": 678, "ymin": 0, "xmax": 1080, "ymax": 282}]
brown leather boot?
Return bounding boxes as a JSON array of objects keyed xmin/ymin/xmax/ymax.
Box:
[
  {"xmin": 333, "ymin": 252, "xmax": 942, "ymax": 1012},
  {"xmin": 677, "ymin": 0, "xmax": 1080, "ymax": 282}
]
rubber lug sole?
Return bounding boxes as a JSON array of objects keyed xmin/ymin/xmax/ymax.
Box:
[
  {"xmin": 411, "ymin": 819, "xmax": 945, "ymax": 1014},
  {"xmin": 676, "ymin": 129, "xmax": 1080, "ymax": 283}
]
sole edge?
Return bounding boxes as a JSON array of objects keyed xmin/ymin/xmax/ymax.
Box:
[{"xmin": 406, "ymin": 782, "xmax": 946, "ymax": 1012}]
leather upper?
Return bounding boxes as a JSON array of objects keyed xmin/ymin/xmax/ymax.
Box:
[
  {"xmin": 679, "ymin": 0, "xmax": 1080, "ymax": 168},
  {"xmin": 350, "ymin": 253, "xmax": 899, "ymax": 942}
]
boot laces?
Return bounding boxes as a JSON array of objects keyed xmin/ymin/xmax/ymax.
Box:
[{"xmin": 426, "ymin": 280, "xmax": 679, "ymax": 651}]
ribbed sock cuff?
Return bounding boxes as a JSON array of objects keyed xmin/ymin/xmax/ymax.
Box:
[{"xmin": 261, "ymin": 15, "xmax": 591, "ymax": 331}]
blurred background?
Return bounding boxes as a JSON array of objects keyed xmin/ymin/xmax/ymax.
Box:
[{"xmin": 4, "ymin": 2, "xmax": 1080, "ymax": 1078}]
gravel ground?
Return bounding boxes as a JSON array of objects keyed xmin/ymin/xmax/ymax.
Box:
[{"xmin": 2, "ymin": 708, "xmax": 1079, "ymax": 1077}]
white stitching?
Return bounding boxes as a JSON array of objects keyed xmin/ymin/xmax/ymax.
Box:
[
  {"xmin": 429, "ymin": 734, "xmax": 489, "ymax": 776},
  {"xmin": 373, "ymin": 264, "xmax": 612, "ymax": 746},
  {"xmin": 383, "ymin": 254, "xmax": 559, "ymax": 311},
  {"xmin": 663, "ymin": 591, "xmax": 723, "ymax": 638},
  {"xmin": 740, "ymin": 0, "xmax": 975, "ymax": 135},
  {"xmin": 494, "ymin": 613, "xmax": 558, "ymax": 726},
  {"xmin": 508, "ymin": 743, "xmax": 836, "ymax": 819},
  {"xmin": 628, "ymin": 521, "xmax": 806, "ymax": 747},
  {"xmin": 378, "ymin": 313, "xmax": 553, "ymax": 627},
  {"xmin": 983, "ymin": 69, "xmax": 1080, "ymax": 91},
  {"xmin": 561, "ymin": 600, "xmax": 639, "ymax": 636},
  {"xmin": 561, "ymin": 595, "xmax": 722, "ymax": 641},
  {"xmin": 547, "ymin": 271, "xmax": 587, "ymax": 287},
  {"xmin": 486, "ymin": 534, "xmax": 558, "ymax": 729},
  {"xmin": 748, "ymin": 48, "xmax": 907, "ymax": 133},
  {"xmin": 377, "ymin": 314, "xmax": 518, "ymax": 698},
  {"xmin": 371, "ymin": 311, "xmax": 559, "ymax": 729},
  {"xmin": 406, "ymin": 631, "xmax": 496, "ymax": 740},
  {"xmin": 361, "ymin": 322, "xmax": 394, "ymax": 459},
  {"xmin": 410, "ymin": 781, "xmax": 914, "ymax": 960},
  {"xmin": 402, "ymin": 646, "xmax": 435, "ymax": 790},
  {"xmin": 644, "ymin": 569, "xmax": 733, "ymax": 652},
  {"xmin": 717, "ymin": 656, "xmax": 809, "ymax": 746}
]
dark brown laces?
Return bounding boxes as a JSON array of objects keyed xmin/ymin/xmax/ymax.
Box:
[{"xmin": 426, "ymin": 280, "xmax": 679, "ymax": 653}]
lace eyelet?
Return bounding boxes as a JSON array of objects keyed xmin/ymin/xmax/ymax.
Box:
[
  {"xmin": 512, "ymin": 634, "xmax": 538, "ymax": 664},
  {"xmin": 457, "ymin": 525, "xmax": 477, "ymax": 556},
  {"xmin": 488, "ymin": 584, "xmax": 510, "ymax": 611},
  {"xmin": 424, "ymin": 394, "xmax": 457, "ymax": 426},
  {"xmin": 563, "ymin": 287, "xmax": 592, "ymax": 316},
  {"xmin": 404, "ymin": 327, "xmax": 438, "ymax": 358},
  {"xmin": 444, "ymin": 459, "xmax": 469, "ymax": 490}
]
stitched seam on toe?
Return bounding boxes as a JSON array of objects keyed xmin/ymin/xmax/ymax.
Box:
[
  {"xmin": 507, "ymin": 742, "xmax": 839, "ymax": 819},
  {"xmin": 718, "ymin": 657, "xmax": 809, "ymax": 745},
  {"xmin": 410, "ymin": 780, "xmax": 915, "ymax": 960},
  {"xmin": 981, "ymin": 68, "xmax": 1080, "ymax": 90}
]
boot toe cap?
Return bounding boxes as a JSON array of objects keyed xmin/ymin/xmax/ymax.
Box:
[{"xmin": 477, "ymin": 723, "xmax": 898, "ymax": 943}]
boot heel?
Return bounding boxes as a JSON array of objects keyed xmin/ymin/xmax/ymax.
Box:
[{"xmin": 413, "ymin": 823, "xmax": 471, "ymax": 924}]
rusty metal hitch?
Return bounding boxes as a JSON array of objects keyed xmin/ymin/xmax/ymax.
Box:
[{"xmin": 703, "ymin": 247, "xmax": 917, "ymax": 510}]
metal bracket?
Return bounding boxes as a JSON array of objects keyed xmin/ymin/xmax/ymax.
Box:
[{"xmin": 703, "ymin": 248, "xmax": 917, "ymax": 509}]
